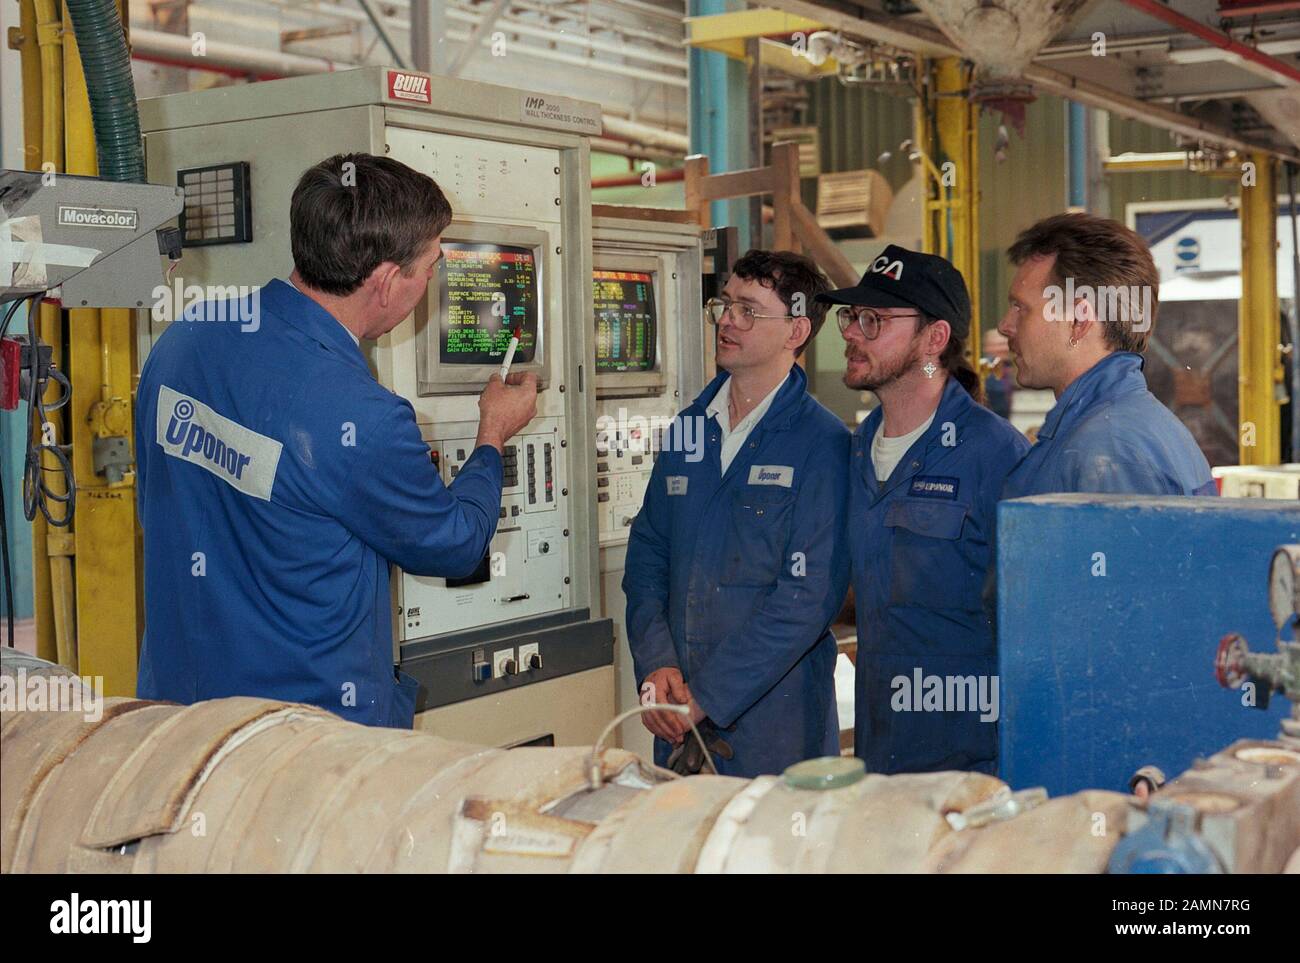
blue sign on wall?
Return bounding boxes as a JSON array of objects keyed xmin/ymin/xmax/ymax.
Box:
[{"xmin": 1174, "ymin": 235, "xmax": 1200, "ymax": 271}]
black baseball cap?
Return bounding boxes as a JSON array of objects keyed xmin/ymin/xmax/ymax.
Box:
[{"xmin": 815, "ymin": 244, "xmax": 972, "ymax": 338}]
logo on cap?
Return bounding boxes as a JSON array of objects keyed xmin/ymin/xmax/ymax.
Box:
[{"xmin": 869, "ymin": 255, "xmax": 904, "ymax": 281}]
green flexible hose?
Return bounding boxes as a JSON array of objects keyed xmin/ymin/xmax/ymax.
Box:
[{"xmin": 64, "ymin": 0, "xmax": 145, "ymax": 183}]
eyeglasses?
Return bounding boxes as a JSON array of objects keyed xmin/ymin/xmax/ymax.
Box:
[
  {"xmin": 704, "ymin": 297, "xmax": 795, "ymax": 332},
  {"xmin": 836, "ymin": 306, "xmax": 920, "ymax": 341}
]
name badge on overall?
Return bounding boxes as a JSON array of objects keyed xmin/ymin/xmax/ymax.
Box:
[
  {"xmin": 748, "ymin": 465, "xmax": 793, "ymax": 488},
  {"xmin": 909, "ymin": 475, "xmax": 959, "ymax": 499}
]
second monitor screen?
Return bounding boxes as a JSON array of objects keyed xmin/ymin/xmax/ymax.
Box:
[
  {"xmin": 594, "ymin": 269, "xmax": 657, "ymax": 373},
  {"xmin": 439, "ymin": 242, "xmax": 539, "ymax": 365}
]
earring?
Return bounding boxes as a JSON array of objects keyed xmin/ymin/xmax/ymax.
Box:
[
  {"xmin": 923, "ymin": 361, "xmax": 938, "ymax": 379},
  {"xmin": 1068, "ymin": 338, "xmax": 1078, "ymax": 349}
]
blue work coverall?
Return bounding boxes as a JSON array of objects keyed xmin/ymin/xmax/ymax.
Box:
[
  {"xmin": 623, "ymin": 365, "xmax": 850, "ymax": 777},
  {"xmin": 1001, "ymin": 352, "xmax": 1216, "ymax": 498},
  {"xmin": 851, "ymin": 376, "xmax": 1030, "ymax": 774},
  {"xmin": 135, "ymin": 279, "xmax": 503, "ymax": 727}
]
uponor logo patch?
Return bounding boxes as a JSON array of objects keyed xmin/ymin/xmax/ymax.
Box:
[
  {"xmin": 156, "ymin": 385, "xmax": 282, "ymax": 501},
  {"xmin": 748, "ymin": 465, "xmax": 793, "ymax": 488},
  {"xmin": 909, "ymin": 475, "xmax": 959, "ymax": 499}
]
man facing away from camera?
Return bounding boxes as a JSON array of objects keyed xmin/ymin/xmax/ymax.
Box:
[{"xmin": 135, "ymin": 153, "xmax": 537, "ymax": 728}]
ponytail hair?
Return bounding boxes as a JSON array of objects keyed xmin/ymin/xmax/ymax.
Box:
[{"xmin": 920, "ymin": 313, "xmax": 985, "ymax": 405}]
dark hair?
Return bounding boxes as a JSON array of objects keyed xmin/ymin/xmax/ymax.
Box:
[
  {"xmin": 1007, "ymin": 212, "xmax": 1159, "ymax": 352},
  {"xmin": 918, "ymin": 312, "xmax": 984, "ymax": 404},
  {"xmin": 730, "ymin": 249, "xmax": 831, "ymax": 357},
  {"xmin": 290, "ymin": 153, "xmax": 453, "ymax": 296}
]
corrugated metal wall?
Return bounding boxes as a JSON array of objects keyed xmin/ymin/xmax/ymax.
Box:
[
  {"xmin": 977, "ymin": 95, "xmax": 1068, "ymax": 334},
  {"xmin": 806, "ymin": 79, "xmax": 1071, "ymax": 341},
  {"xmin": 1107, "ymin": 114, "xmax": 1229, "ymax": 222},
  {"xmin": 805, "ymin": 79, "xmax": 1231, "ymax": 339},
  {"xmin": 808, "ymin": 78, "xmax": 917, "ymax": 192}
]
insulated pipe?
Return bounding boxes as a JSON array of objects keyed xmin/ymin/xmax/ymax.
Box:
[
  {"xmin": 592, "ymin": 167, "xmax": 685, "ymax": 189},
  {"xmin": 3, "ymin": 649, "xmax": 1296, "ymax": 875}
]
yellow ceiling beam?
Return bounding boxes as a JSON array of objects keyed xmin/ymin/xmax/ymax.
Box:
[
  {"xmin": 760, "ymin": 38, "xmax": 837, "ymax": 78},
  {"xmin": 685, "ymin": 9, "xmax": 826, "ymax": 60}
]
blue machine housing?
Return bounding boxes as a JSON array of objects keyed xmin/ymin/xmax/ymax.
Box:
[{"xmin": 997, "ymin": 494, "xmax": 1298, "ymax": 797}]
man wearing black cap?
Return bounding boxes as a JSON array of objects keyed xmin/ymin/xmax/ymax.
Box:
[{"xmin": 817, "ymin": 246, "xmax": 1029, "ymax": 775}]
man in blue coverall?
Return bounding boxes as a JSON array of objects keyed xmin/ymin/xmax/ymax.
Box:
[
  {"xmin": 135, "ymin": 153, "xmax": 538, "ymax": 728},
  {"xmin": 819, "ymin": 247, "xmax": 1029, "ymax": 774},
  {"xmin": 998, "ymin": 213, "xmax": 1215, "ymax": 497},
  {"xmin": 623, "ymin": 250, "xmax": 850, "ymax": 778}
]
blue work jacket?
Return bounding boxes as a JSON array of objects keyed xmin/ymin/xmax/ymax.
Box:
[
  {"xmin": 851, "ymin": 376, "xmax": 1029, "ymax": 775},
  {"xmin": 623, "ymin": 365, "xmax": 850, "ymax": 777},
  {"xmin": 135, "ymin": 279, "xmax": 503, "ymax": 727},
  {"xmin": 1001, "ymin": 352, "xmax": 1216, "ymax": 498}
]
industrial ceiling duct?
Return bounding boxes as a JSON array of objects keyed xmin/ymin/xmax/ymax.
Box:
[{"xmin": 910, "ymin": 0, "xmax": 1092, "ymax": 128}]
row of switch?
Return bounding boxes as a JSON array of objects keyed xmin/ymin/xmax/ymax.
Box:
[
  {"xmin": 596, "ymin": 454, "xmax": 645, "ymax": 473},
  {"xmin": 502, "ymin": 444, "xmax": 520, "ymax": 489},
  {"xmin": 527, "ymin": 443, "xmax": 555, "ymax": 506},
  {"xmin": 472, "ymin": 643, "xmax": 542, "ymax": 682}
]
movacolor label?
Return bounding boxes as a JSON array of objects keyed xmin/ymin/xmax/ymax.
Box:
[
  {"xmin": 387, "ymin": 70, "xmax": 432, "ymax": 104},
  {"xmin": 156, "ymin": 384, "xmax": 283, "ymax": 501},
  {"xmin": 58, "ymin": 206, "xmax": 138, "ymax": 230}
]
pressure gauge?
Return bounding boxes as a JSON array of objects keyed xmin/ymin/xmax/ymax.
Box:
[{"xmin": 1268, "ymin": 545, "xmax": 1300, "ymax": 630}]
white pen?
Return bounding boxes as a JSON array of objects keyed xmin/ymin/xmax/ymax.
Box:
[{"xmin": 499, "ymin": 325, "xmax": 522, "ymax": 380}]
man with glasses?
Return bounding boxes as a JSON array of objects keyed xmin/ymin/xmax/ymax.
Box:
[
  {"xmin": 816, "ymin": 246, "xmax": 1028, "ymax": 774},
  {"xmin": 623, "ymin": 249, "xmax": 849, "ymax": 777}
]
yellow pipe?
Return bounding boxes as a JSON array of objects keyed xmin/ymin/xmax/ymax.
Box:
[
  {"xmin": 915, "ymin": 59, "xmax": 938, "ymax": 259},
  {"xmin": 15, "ymin": 0, "xmax": 56, "ymax": 661},
  {"xmin": 1238, "ymin": 152, "xmax": 1282, "ymax": 465},
  {"xmin": 1104, "ymin": 152, "xmax": 1191, "ymax": 173},
  {"xmin": 32, "ymin": 0, "xmax": 62, "ymax": 170},
  {"xmin": 28, "ymin": 0, "xmax": 66, "ymax": 664},
  {"xmin": 933, "ymin": 58, "xmax": 980, "ymax": 367},
  {"xmin": 14, "ymin": 0, "xmax": 44, "ymax": 171},
  {"xmin": 59, "ymin": 2, "xmax": 142, "ymax": 694},
  {"xmin": 38, "ymin": 302, "xmax": 75, "ymax": 668}
]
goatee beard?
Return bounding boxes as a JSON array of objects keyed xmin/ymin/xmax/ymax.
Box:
[{"xmin": 845, "ymin": 341, "xmax": 924, "ymax": 392}]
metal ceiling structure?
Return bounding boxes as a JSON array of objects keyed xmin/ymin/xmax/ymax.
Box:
[
  {"xmin": 125, "ymin": 1, "xmax": 1300, "ymax": 163},
  {"xmin": 755, "ymin": 0, "xmax": 1300, "ymax": 162}
]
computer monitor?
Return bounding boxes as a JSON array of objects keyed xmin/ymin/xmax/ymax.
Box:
[
  {"xmin": 592, "ymin": 253, "xmax": 666, "ymax": 396},
  {"xmin": 417, "ymin": 221, "xmax": 548, "ymax": 394},
  {"xmin": 594, "ymin": 268, "xmax": 657, "ymax": 374}
]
